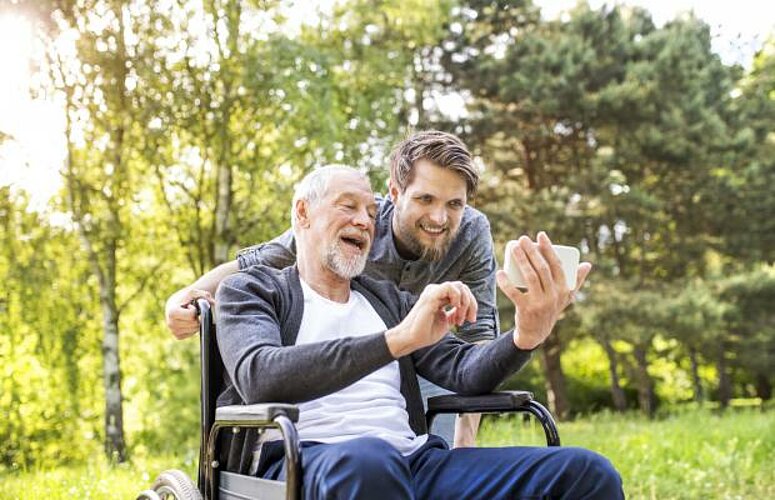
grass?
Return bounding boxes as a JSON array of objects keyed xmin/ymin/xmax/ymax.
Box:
[
  {"xmin": 0, "ymin": 454, "xmax": 197, "ymax": 499},
  {"xmin": 479, "ymin": 407, "xmax": 775, "ymax": 499},
  {"xmin": 1, "ymin": 408, "xmax": 772, "ymax": 499}
]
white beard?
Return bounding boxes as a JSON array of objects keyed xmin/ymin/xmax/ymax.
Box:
[{"xmin": 324, "ymin": 240, "xmax": 368, "ymax": 279}]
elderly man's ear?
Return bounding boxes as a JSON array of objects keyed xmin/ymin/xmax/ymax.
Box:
[{"xmin": 295, "ymin": 199, "xmax": 311, "ymax": 229}]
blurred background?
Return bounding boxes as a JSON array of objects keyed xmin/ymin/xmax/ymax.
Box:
[{"xmin": 1, "ymin": 0, "xmax": 773, "ymax": 497}]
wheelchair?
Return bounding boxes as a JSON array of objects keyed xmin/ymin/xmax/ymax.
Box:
[{"xmin": 138, "ymin": 298, "xmax": 560, "ymax": 500}]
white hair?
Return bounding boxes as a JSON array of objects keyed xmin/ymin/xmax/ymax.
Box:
[{"xmin": 290, "ymin": 165, "xmax": 367, "ymax": 228}]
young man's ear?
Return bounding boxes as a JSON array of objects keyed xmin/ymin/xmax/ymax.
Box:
[
  {"xmin": 295, "ymin": 199, "xmax": 311, "ymax": 228},
  {"xmin": 388, "ymin": 179, "xmax": 401, "ymax": 202}
]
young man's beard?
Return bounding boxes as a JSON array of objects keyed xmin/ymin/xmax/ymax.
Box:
[
  {"xmin": 395, "ymin": 215, "xmax": 455, "ymax": 262},
  {"xmin": 325, "ymin": 239, "xmax": 369, "ymax": 279}
]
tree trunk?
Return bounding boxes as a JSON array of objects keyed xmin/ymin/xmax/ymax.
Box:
[
  {"xmin": 64, "ymin": 136, "xmax": 129, "ymax": 462},
  {"xmin": 211, "ymin": 5, "xmax": 238, "ymax": 266},
  {"xmin": 104, "ymin": 13, "xmax": 128, "ymax": 459},
  {"xmin": 602, "ymin": 338, "xmax": 627, "ymax": 411},
  {"xmin": 753, "ymin": 373, "xmax": 772, "ymax": 401},
  {"xmin": 633, "ymin": 343, "xmax": 656, "ymax": 418},
  {"xmin": 214, "ymin": 161, "xmax": 232, "ymax": 265},
  {"xmin": 717, "ymin": 349, "xmax": 731, "ymax": 410},
  {"xmin": 55, "ymin": 0, "xmax": 130, "ymax": 464},
  {"xmin": 689, "ymin": 346, "xmax": 704, "ymax": 403},
  {"xmin": 412, "ymin": 51, "xmax": 427, "ymax": 127},
  {"xmin": 77, "ymin": 226, "xmax": 128, "ymax": 462},
  {"xmin": 99, "ymin": 272, "xmax": 126, "ymax": 462},
  {"xmin": 541, "ymin": 330, "xmax": 570, "ymax": 420}
]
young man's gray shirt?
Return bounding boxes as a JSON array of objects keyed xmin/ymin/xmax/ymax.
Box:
[{"xmin": 237, "ymin": 195, "xmax": 499, "ymax": 343}]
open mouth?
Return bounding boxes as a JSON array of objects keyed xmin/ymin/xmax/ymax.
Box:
[
  {"xmin": 340, "ymin": 233, "xmax": 368, "ymax": 252},
  {"xmin": 419, "ymin": 224, "xmax": 448, "ymax": 237}
]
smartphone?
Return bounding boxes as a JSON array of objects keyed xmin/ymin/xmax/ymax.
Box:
[{"xmin": 504, "ymin": 241, "xmax": 580, "ymax": 289}]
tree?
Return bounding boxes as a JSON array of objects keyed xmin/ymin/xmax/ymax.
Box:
[
  {"xmin": 707, "ymin": 40, "xmax": 775, "ymax": 264},
  {"xmin": 441, "ymin": 2, "xmax": 742, "ymax": 416},
  {"xmin": 134, "ymin": 0, "xmax": 434, "ymax": 281},
  {"xmin": 441, "ymin": 1, "xmax": 656, "ymax": 418},
  {"xmin": 0, "ymin": 188, "xmax": 102, "ymax": 468},
  {"xmin": 718, "ymin": 266, "xmax": 775, "ymax": 404},
  {"xmin": 663, "ymin": 280, "xmax": 726, "ymax": 404},
  {"xmin": 31, "ymin": 0, "xmax": 167, "ymax": 461}
]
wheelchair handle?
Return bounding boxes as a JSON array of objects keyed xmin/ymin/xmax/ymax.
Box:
[{"xmin": 191, "ymin": 297, "xmax": 210, "ymax": 317}]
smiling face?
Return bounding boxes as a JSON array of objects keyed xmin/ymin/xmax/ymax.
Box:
[
  {"xmin": 390, "ymin": 159, "xmax": 467, "ymax": 262},
  {"xmin": 297, "ymin": 169, "xmax": 377, "ymax": 280}
]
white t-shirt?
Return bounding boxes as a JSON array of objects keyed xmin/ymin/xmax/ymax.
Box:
[{"xmin": 294, "ymin": 279, "xmax": 428, "ymax": 455}]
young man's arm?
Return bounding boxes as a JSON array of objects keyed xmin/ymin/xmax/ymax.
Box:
[
  {"xmin": 164, "ymin": 230, "xmax": 298, "ymax": 340},
  {"xmin": 165, "ymin": 260, "xmax": 240, "ymax": 340},
  {"xmin": 449, "ymin": 213, "xmax": 499, "ymax": 446},
  {"xmin": 455, "ymin": 214, "xmax": 499, "ymax": 343}
]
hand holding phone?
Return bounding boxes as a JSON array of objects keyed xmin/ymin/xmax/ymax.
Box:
[{"xmin": 504, "ymin": 241, "xmax": 580, "ymax": 289}]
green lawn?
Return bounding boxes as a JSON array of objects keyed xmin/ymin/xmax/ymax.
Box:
[
  {"xmin": 0, "ymin": 455, "xmax": 197, "ymax": 500},
  {"xmin": 2, "ymin": 408, "xmax": 772, "ymax": 499},
  {"xmin": 479, "ymin": 407, "xmax": 775, "ymax": 499}
]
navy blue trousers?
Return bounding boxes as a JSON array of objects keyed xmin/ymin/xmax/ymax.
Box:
[{"xmin": 258, "ymin": 435, "xmax": 623, "ymax": 499}]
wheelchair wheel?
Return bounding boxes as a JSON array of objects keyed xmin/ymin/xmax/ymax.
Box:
[{"xmin": 137, "ymin": 469, "xmax": 202, "ymax": 500}]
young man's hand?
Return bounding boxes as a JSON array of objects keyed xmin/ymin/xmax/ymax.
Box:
[
  {"xmin": 163, "ymin": 260, "xmax": 240, "ymax": 339},
  {"xmin": 164, "ymin": 288, "xmax": 214, "ymax": 340},
  {"xmin": 496, "ymin": 232, "xmax": 592, "ymax": 351}
]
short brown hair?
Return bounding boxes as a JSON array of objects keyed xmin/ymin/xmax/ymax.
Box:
[{"xmin": 389, "ymin": 130, "xmax": 478, "ymax": 197}]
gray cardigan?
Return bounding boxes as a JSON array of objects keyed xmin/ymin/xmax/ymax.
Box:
[{"xmin": 215, "ymin": 265, "xmax": 532, "ymax": 473}]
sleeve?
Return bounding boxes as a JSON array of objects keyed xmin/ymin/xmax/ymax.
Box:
[
  {"xmin": 411, "ymin": 330, "xmax": 532, "ymax": 395},
  {"xmin": 455, "ymin": 216, "xmax": 500, "ymax": 343},
  {"xmin": 236, "ymin": 229, "xmax": 297, "ymax": 271},
  {"xmin": 391, "ymin": 280, "xmax": 530, "ymax": 396},
  {"xmin": 215, "ymin": 270, "xmax": 396, "ymax": 405}
]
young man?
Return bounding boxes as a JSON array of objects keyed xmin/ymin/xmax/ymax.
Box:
[
  {"xmin": 166, "ymin": 131, "xmax": 496, "ymax": 446},
  {"xmin": 214, "ymin": 166, "xmax": 621, "ymax": 498}
]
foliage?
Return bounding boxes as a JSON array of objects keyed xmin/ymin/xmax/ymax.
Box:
[
  {"xmin": 717, "ymin": 266, "xmax": 775, "ymax": 400},
  {"xmin": 442, "ymin": 0, "xmax": 772, "ymax": 417},
  {"xmin": 0, "ymin": 189, "xmax": 103, "ymax": 470}
]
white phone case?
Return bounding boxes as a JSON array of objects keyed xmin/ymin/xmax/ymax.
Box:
[{"xmin": 504, "ymin": 241, "xmax": 580, "ymax": 289}]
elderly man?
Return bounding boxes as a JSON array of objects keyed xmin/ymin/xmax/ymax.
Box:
[
  {"xmin": 168, "ymin": 130, "xmax": 500, "ymax": 447},
  {"xmin": 215, "ymin": 166, "xmax": 623, "ymax": 499}
]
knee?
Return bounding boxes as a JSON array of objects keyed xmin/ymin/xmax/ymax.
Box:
[
  {"xmin": 563, "ymin": 448, "xmax": 623, "ymax": 499},
  {"xmin": 311, "ymin": 438, "xmax": 411, "ymax": 499}
]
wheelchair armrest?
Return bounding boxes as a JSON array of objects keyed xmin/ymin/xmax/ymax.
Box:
[
  {"xmin": 425, "ymin": 390, "xmax": 560, "ymax": 446},
  {"xmin": 215, "ymin": 403, "xmax": 299, "ymax": 424},
  {"xmin": 208, "ymin": 403, "xmax": 302, "ymax": 499},
  {"xmin": 427, "ymin": 390, "xmax": 533, "ymax": 414}
]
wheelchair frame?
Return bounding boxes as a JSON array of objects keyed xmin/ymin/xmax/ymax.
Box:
[{"xmin": 138, "ymin": 298, "xmax": 560, "ymax": 500}]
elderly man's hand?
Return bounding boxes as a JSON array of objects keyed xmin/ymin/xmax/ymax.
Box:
[
  {"xmin": 385, "ymin": 281, "xmax": 477, "ymax": 358},
  {"xmin": 496, "ymin": 232, "xmax": 592, "ymax": 351},
  {"xmin": 164, "ymin": 288, "xmax": 215, "ymax": 340}
]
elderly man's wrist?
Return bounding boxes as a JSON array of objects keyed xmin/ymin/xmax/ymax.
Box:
[
  {"xmin": 385, "ymin": 327, "xmax": 414, "ymax": 358},
  {"xmin": 513, "ymin": 331, "xmax": 541, "ymax": 351}
]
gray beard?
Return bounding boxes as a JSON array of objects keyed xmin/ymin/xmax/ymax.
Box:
[{"xmin": 324, "ymin": 241, "xmax": 368, "ymax": 279}]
